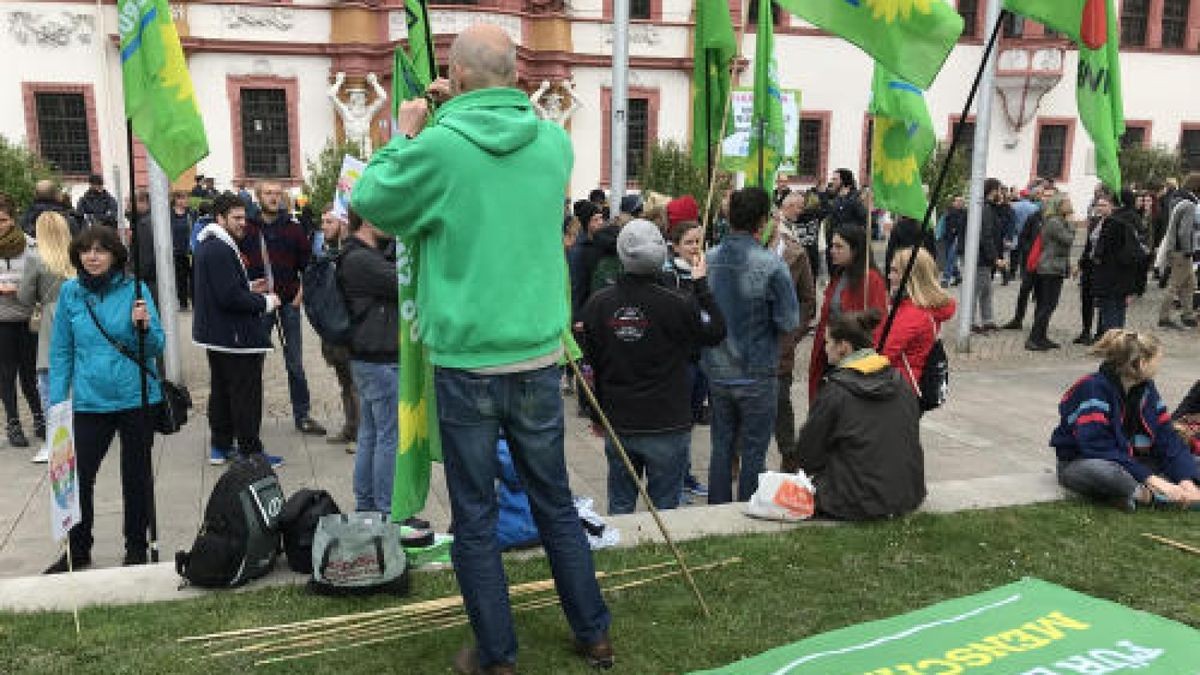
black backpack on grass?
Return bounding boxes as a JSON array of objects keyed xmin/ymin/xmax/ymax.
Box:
[
  {"xmin": 277, "ymin": 489, "xmax": 341, "ymax": 574},
  {"xmin": 176, "ymin": 453, "xmax": 284, "ymax": 588}
]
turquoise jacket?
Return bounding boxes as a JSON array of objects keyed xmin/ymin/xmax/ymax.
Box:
[{"xmin": 50, "ymin": 274, "xmax": 164, "ymax": 412}]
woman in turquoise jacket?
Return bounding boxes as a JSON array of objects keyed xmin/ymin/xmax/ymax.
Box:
[{"xmin": 45, "ymin": 226, "xmax": 164, "ymax": 574}]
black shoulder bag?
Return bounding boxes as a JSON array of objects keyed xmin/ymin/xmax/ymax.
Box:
[{"xmin": 84, "ymin": 300, "xmax": 192, "ymax": 434}]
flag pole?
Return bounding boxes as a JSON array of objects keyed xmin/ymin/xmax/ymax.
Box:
[
  {"xmin": 700, "ymin": 0, "xmax": 752, "ymax": 243},
  {"xmin": 875, "ymin": 8, "xmax": 1007, "ymax": 351},
  {"xmin": 126, "ymin": 120, "xmax": 160, "ymax": 563}
]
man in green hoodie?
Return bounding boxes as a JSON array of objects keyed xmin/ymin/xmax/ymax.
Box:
[{"xmin": 351, "ymin": 24, "xmax": 611, "ymax": 675}]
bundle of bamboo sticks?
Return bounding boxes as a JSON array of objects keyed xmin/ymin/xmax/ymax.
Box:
[{"xmin": 179, "ymin": 557, "xmax": 741, "ymax": 667}]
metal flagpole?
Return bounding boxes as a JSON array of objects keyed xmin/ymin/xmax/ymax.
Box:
[
  {"xmin": 148, "ymin": 160, "xmax": 182, "ymax": 382},
  {"xmin": 876, "ymin": 9, "xmax": 1008, "ymax": 349},
  {"xmin": 955, "ymin": 0, "xmax": 1003, "ymax": 352},
  {"xmin": 126, "ymin": 121, "xmax": 160, "ymax": 563},
  {"xmin": 610, "ymin": 0, "xmax": 630, "ymax": 213}
]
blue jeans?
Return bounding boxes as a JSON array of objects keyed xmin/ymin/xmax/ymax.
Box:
[
  {"xmin": 603, "ymin": 430, "xmax": 689, "ymax": 515},
  {"xmin": 1095, "ymin": 295, "xmax": 1127, "ymax": 338},
  {"xmin": 351, "ymin": 360, "xmax": 398, "ymax": 513},
  {"xmin": 708, "ymin": 378, "xmax": 778, "ymax": 504},
  {"xmin": 271, "ymin": 303, "xmax": 311, "ymax": 424},
  {"xmin": 435, "ymin": 365, "xmax": 610, "ymax": 668},
  {"xmin": 942, "ymin": 238, "xmax": 959, "ymax": 282}
]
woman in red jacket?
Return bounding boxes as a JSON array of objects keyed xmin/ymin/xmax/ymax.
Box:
[
  {"xmin": 881, "ymin": 247, "xmax": 957, "ymax": 394},
  {"xmin": 807, "ymin": 223, "xmax": 887, "ymax": 401}
]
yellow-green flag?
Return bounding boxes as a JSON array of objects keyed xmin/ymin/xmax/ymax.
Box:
[
  {"xmin": 745, "ymin": 1, "xmax": 786, "ymax": 188},
  {"xmin": 691, "ymin": 0, "xmax": 738, "ymax": 170},
  {"xmin": 118, "ymin": 0, "xmax": 208, "ymax": 179},
  {"xmin": 870, "ymin": 64, "xmax": 935, "ymax": 219}
]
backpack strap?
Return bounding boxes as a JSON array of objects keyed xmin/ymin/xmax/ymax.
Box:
[{"xmin": 84, "ymin": 297, "xmax": 161, "ymax": 383}]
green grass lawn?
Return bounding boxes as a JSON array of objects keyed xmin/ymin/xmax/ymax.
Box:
[{"xmin": 3, "ymin": 502, "xmax": 1199, "ymax": 674}]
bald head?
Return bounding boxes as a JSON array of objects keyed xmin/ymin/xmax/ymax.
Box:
[
  {"xmin": 449, "ymin": 24, "xmax": 516, "ymax": 93},
  {"xmin": 35, "ymin": 179, "xmax": 57, "ymax": 201}
]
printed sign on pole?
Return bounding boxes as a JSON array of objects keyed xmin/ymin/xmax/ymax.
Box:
[
  {"xmin": 720, "ymin": 88, "xmax": 801, "ymax": 174},
  {"xmin": 47, "ymin": 401, "xmax": 80, "ymax": 543},
  {"xmin": 332, "ymin": 155, "xmax": 367, "ymax": 220}
]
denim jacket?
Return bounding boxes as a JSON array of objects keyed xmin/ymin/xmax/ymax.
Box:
[{"xmin": 702, "ymin": 232, "xmax": 800, "ymax": 381}]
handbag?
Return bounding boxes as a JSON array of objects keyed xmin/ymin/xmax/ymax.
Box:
[{"xmin": 83, "ymin": 299, "xmax": 192, "ymax": 434}]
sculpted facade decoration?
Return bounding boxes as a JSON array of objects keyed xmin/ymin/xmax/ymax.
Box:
[
  {"xmin": 221, "ymin": 6, "xmax": 295, "ymax": 31},
  {"xmin": 8, "ymin": 11, "xmax": 94, "ymax": 47},
  {"xmin": 603, "ymin": 24, "xmax": 661, "ymax": 47}
]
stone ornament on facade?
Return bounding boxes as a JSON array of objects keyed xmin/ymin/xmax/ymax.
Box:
[
  {"xmin": 329, "ymin": 72, "xmax": 388, "ymax": 156},
  {"xmin": 8, "ymin": 11, "xmax": 94, "ymax": 47},
  {"xmin": 996, "ymin": 45, "xmax": 1066, "ymax": 147},
  {"xmin": 530, "ymin": 80, "xmax": 582, "ymax": 127},
  {"xmin": 222, "ymin": 6, "xmax": 295, "ymax": 31}
]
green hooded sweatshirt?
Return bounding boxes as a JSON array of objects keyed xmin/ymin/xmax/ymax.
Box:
[{"xmin": 351, "ymin": 87, "xmax": 573, "ymax": 370}]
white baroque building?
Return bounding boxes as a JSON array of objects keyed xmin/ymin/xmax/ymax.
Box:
[{"xmin": 4, "ymin": 0, "xmax": 1200, "ymax": 209}]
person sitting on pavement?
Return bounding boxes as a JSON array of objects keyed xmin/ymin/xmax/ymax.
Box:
[
  {"xmin": 45, "ymin": 226, "xmax": 164, "ymax": 572},
  {"xmin": 1052, "ymin": 329, "xmax": 1200, "ymax": 511},
  {"xmin": 581, "ymin": 219, "xmax": 726, "ymax": 515},
  {"xmin": 796, "ymin": 309, "xmax": 926, "ymax": 521},
  {"xmin": 879, "ymin": 247, "xmax": 956, "ymax": 397}
]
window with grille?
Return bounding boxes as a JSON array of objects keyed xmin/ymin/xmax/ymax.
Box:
[
  {"xmin": 240, "ymin": 88, "xmax": 292, "ymax": 179},
  {"xmin": 1182, "ymin": 129, "xmax": 1200, "ymax": 171},
  {"xmin": 797, "ymin": 117, "xmax": 823, "ymax": 180},
  {"xmin": 1120, "ymin": 0, "xmax": 1149, "ymax": 46},
  {"xmin": 630, "ymin": 0, "xmax": 651, "ymax": 19},
  {"xmin": 1162, "ymin": 0, "xmax": 1190, "ymax": 48},
  {"xmin": 1036, "ymin": 123, "xmax": 1069, "ymax": 179},
  {"xmin": 1120, "ymin": 126, "xmax": 1147, "ymax": 149},
  {"xmin": 34, "ymin": 92, "xmax": 91, "ymax": 175},
  {"xmin": 1002, "ymin": 12, "xmax": 1024, "ymax": 38},
  {"xmin": 958, "ymin": 0, "xmax": 978, "ymax": 38},
  {"xmin": 952, "ymin": 120, "xmax": 976, "ymax": 166},
  {"xmin": 627, "ymin": 98, "xmax": 649, "ymax": 180}
]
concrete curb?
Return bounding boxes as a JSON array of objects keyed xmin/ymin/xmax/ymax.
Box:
[{"xmin": 0, "ymin": 473, "xmax": 1066, "ymax": 613}]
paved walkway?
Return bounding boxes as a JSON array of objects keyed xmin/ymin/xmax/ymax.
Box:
[{"xmin": 2, "ymin": 265, "xmax": 1199, "ymax": 605}]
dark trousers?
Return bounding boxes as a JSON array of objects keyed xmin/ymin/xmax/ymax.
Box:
[
  {"xmin": 206, "ymin": 350, "xmax": 265, "ymax": 454},
  {"xmin": 804, "ymin": 242, "xmax": 820, "ymax": 283},
  {"xmin": 71, "ymin": 409, "xmax": 154, "ymax": 556},
  {"xmin": 321, "ymin": 341, "xmax": 359, "ymax": 436},
  {"xmin": 1030, "ymin": 275, "xmax": 1063, "ymax": 343},
  {"xmin": 1095, "ymin": 295, "xmax": 1127, "ymax": 337},
  {"xmin": 1079, "ymin": 275, "xmax": 1096, "ymax": 338},
  {"xmin": 173, "ymin": 252, "xmax": 192, "ymax": 309},
  {"xmin": 0, "ymin": 321, "xmax": 41, "ymax": 426},
  {"xmin": 775, "ymin": 374, "xmax": 799, "ymax": 473},
  {"xmin": 1010, "ymin": 270, "xmax": 1037, "ymax": 324}
]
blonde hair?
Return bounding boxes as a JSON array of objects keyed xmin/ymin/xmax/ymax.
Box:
[
  {"xmin": 891, "ymin": 247, "xmax": 951, "ymax": 309},
  {"xmin": 34, "ymin": 212, "xmax": 76, "ymax": 279},
  {"xmin": 1044, "ymin": 194, "xmax": 1074, "ymax": 219},
  {"xmin": 1090, "ymin": 329, "xmax": 1162, "ymax": 382}
]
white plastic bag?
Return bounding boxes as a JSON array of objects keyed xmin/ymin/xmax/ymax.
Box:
[{"xmin": 745, "ymin": 471, "xmax": 816, "ymax": 522}]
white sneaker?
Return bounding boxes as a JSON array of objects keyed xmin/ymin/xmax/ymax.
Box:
[{"xmin": 31, "ymin": 446, "xmax": 48, "ymax": 463}]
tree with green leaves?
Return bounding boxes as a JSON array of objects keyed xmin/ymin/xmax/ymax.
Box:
[
  {"xmin": 302, "ymin": 138, "xmax": 363, "ymax": 215},
  {"xmin": 0, "ymin": 135, "xmax": 57, "ymax": 213},
  {"xmin": 1118, "ymin": 144, "xmax": 1182, "ymax": 191},
  {"xmin": 921, "ymin": 141, "xmax": 969, "ymax": 214},
  {"xmin": 640, "ymin": 140, "xmax": 732, "ymax": 219}
]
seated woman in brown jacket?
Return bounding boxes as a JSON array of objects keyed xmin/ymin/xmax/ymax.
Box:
[{"xmin": 796, "ymin": 309, "xmax": 926, "ymax": 520}]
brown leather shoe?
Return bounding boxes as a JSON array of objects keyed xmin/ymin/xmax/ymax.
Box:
[
  {"xmin": 574, "ymin": 634, "xmax": 614, "ymax": 669},
  {"xmin": 452, "ymin": 646, "xmax": 517, "ymax": 675}
]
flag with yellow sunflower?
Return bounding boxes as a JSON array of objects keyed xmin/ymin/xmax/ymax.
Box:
[
  {"xmin": 775, "ymin": 0, "xmax": 963, "ymax": 90},
  {"xmin": 118, "ymin": 0, "xmax": 208, "ymax": 179},
  {"xmin": 869, "ymin": 64, "xmax": 935, "ymax": 220}
]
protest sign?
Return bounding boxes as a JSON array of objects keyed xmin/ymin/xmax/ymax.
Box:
[
  {"xmin": 332, "ymin": 155, "xmax": 367, "ymax": 220},
  {"xmin": 47, "ymin": 401, "xmax": 80, "ymax": 543},
  {"xmin": 721, "ymin": 88, "xmax": 801, "ymax": 174},
  {"xmin": 692, "ymin": 577, "xmax": 1200, "ymax": 674}
]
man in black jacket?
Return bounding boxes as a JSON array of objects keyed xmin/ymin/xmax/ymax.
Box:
[
  {"xmin": 20, "ymin": 180, "xmax": 81, "ymax": 236},
  {"xmin": 338, "ymin": 210, "xmax": 404, "ymax": 517},
  {"xmin": 581, "ymin": 219, "xmax": 726, "ymax": 515},
  {"xmin": 76, "ymin": 174, "xmax": 118, "ymax": 228},
  {"xmin": 193, "ymin": 192, "xmax": 281, "ymax": 466},
  {"xmin": 971, "ymin": 179, "xmax": 1008, "ymax": 333}
]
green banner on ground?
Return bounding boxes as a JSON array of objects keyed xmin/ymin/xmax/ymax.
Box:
[{"xmin": 691, "ymin": 578, "xmax": 1200, "ymax": 674}]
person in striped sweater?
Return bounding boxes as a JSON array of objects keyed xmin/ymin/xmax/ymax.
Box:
[{"xmin": 1051, "ymin": 329, "xmax": 1200, "ymax": 511}]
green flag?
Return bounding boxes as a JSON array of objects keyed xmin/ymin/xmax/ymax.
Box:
[
  {"xmin": 775, "ymin": 0, "xmax": 963, "ymax": 90},
  {"xmin": 691, "ymin": 0, "xmax": 738, "ymax": 170},
  {"xmin": 392, "ymin": 0, "xmax": 435, "ymax": 120},
  {"xmin": 869, "ymin": 64, "xmax": 935, "ymax": 220},
  {"xmin": 745, "ymin": 1, "xmax": 785, "ymax": 188},
  {"xmin": 391, "ymin": 237, "xmax": 441, "ymax": 523},
  {"xmin": 1004, "ymin": 0, "xmax": 1125, "ymax": 190},
  {"xmin": 118, "ymin": 0, "xmax": 208, "ymax": 179}
]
